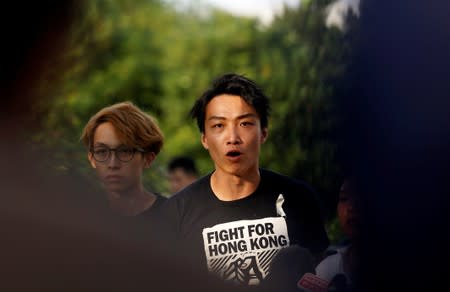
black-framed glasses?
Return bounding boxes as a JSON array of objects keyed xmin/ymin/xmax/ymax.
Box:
[{"xmin": 90, "ymin": 146, "xmax": 145, "ymax": 162}]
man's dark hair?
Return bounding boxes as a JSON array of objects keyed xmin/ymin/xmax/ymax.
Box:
[
  {"xmin": 168, "ymin": 156, "xmax": 199, "ymax": 176},
  {"xmin": 189, "ymin": 73, "xmax": 271, "ymax": 133}
]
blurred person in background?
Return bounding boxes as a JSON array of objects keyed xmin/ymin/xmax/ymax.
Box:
[
  {"xmin": 315, "ymin": 177, "xmax": 359, "ymax": 290},
  {"xmin": 167, "ymin": 155, "xmax": 199, "ymax": 194}
]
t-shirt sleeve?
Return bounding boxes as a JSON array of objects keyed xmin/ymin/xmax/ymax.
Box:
[{"xmin": 155, "ymin": 195, "xmax": 182, "ymax": 246}]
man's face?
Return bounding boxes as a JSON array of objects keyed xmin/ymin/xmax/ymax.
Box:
[
  {"xmin": 88, "ymin": 122, "xmax": 152, "ymax": 195},
  {"xmin": 337, "ymin": 180, "xmax": 358, "ymax": 238},
  {"xmin": 201, "ymin": 94, "xmax": 268, "ymax": 177},
  {"xmin": 168, "ymin": 168, "xmax": 196, "ymax": 193}
]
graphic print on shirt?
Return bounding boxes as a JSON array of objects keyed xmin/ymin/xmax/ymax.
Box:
[{"xmin": 202, "ymin": 217, "xmax": 290, "ymax": 285}]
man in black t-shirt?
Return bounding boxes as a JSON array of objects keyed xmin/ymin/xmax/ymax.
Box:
[{"xmin": 161, "ymin": 73, "xmax": 329, "ymax": 288}]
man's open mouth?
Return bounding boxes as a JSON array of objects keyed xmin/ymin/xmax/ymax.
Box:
[{"xmin": 226, "ymin": 151, "xmax": 241, "ymax": 157}]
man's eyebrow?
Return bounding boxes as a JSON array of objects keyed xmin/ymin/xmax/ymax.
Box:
[
  {"xmin": 237, "ymin": 113, "xmax": 258, "ymax": 119},
  {"xmin": 207, "ymin": 113, "xmax": 258, "ymax": 121},
  {"xmin": 207, "ymin": 116, "xmax": 226, "ymax": 121},
  {"xmin": 93, "ymin": 142, "xmax": 126, "ymax": 148}
]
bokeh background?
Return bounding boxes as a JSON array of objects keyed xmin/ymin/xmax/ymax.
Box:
[{"xmin": 26, "ymin": 0, "xmax": 359, "ymax": 243}]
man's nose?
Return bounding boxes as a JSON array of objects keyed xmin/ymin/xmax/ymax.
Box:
[
  {"xmin": 226, "ymin": 126, "xmax": 242, "ymax": 145},
  {"xmin": 107, "ymin": 151, "xmax": 120, "ymax": 168}
]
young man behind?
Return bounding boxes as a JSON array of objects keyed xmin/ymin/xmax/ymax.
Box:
[
  {"xmin": 161, "ymin": 73, "xmax": 329, "ymax": 289},
  {"xmin": 81, "ymin": 101, "xmax": 165, "ymax": 217},
  {"xmin": 167, "ymin": 156, "xmax": 199, "ymax": 194}
]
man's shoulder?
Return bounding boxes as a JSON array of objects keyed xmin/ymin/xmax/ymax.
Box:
[
  {"xmin": 168, "ymin": 173, "xmax": 211, "ymax": 202},
  {"xmin": 260, "ymin": 168, "xmax": 315, "ymax": 193},
  {"xmin": 259, "ymin": 169, "xmax": 321, "ymax": 213}
]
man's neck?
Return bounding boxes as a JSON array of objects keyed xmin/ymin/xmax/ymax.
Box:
[
  {"xmin": 210, "ymin": 169, "xmax": 261, "ymax": 201},
  {"xmin": 107, "ymin": 188, "xmax": 156, "ymax": 216}
]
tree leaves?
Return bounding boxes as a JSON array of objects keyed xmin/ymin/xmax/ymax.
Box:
[{"xmin": 39, "ymin": 0, "xmax": 356, "ymax": 219}]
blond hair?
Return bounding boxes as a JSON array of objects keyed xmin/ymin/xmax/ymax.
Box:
[{"xmin": 80, "ymin": 101, "xmax": 164, "ymax": 154}]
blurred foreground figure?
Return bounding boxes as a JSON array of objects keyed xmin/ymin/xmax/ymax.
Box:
[
  {"xmin": 0, "ymin": 2, "xmax": 249, "ymax": 291},
  {"xmin": 341, "ymin": 0, "xmax": 450, "ymax": 290}
]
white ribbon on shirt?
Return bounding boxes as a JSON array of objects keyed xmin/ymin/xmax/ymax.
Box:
[{"xmin": 276, "ymin": 193, "xmax": 286, "ymax": 217}]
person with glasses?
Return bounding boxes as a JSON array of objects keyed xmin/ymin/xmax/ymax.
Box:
[{"xmin": 81, "ymin": 101, "xmax": 165, "ymax": 217}]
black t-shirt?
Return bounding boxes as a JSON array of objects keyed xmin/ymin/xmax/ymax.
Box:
[
  {"xmin": 135, "ymin": 193, "xmax": 167, "ymax": 219},
  {"xmin": 161, "ymin": 169, "xmax": 329, "ymax": 286},
  {"xmin": 94, "ymin": 193, "xmax": 168, "ymax": 255},
  {"xmin": 124, "ymin": 193, "xmax": 167, "ymax": 242}
]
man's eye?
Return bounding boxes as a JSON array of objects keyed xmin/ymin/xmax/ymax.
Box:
[
  {"xmin": 94, "ymin": 148, "xmax": 108, "ymax": 155},
  {"xmin": 212, "ymin": 124, "xmax": 223, "ymax": 128},
  {"xmin": 240, "ymin": 121, "xmax": 253, "ymax": 127}
]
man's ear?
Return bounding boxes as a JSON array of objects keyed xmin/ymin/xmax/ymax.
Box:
[
  {"xmin": 261, "ymin": 127, "xmax": 268, "ymax": 144},
  {"xmin": 201, "ymin": 132, "xmax": 209, "ymax": 150},
  {"xmin": 143, "ymin": 152, "xmax": 156, "ymax": 169},
  {"xmin": 88, "ymin": 152, "xmax": 96, "ymax": 169}
]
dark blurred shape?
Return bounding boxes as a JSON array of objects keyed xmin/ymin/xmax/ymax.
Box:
[
  {"xmin": 261, "ymin": 245, "xmax": 316, "ymax": 292},
  {"xmin": 0, "ymin": 2, "xmax": 250, "ymax": 291},
  {"xmin": 1, "ymin": 2, "xmax": 78, "ymax": 127},
  {"xmin": 328, "ymin": 273, "xmax": 348, "ymax": 292},
  {"xmin": 339, "ymin": 0, "xmax": 450, "ymax": 290}
]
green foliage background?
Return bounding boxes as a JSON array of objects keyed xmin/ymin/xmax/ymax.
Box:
[{"xmin": 37, "ymin": 0, "xmax": 357, "ymax": 243}]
